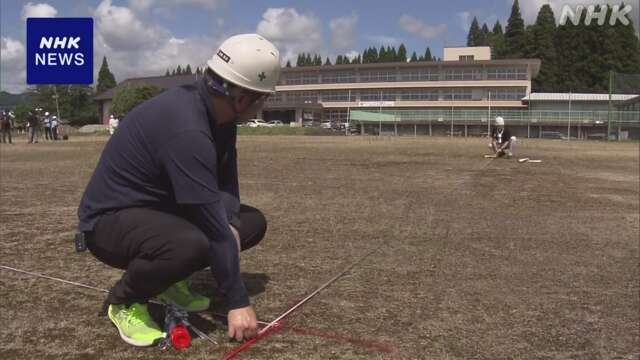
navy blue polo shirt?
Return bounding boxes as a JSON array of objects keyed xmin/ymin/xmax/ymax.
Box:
[{"xmin": 78, "ymin": 78, "xmax": 247, "ymax": 309}]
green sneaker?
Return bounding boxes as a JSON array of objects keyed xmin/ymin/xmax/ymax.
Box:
[
  {"xmin": 157, "ymin": 280, "xmax": 210, "ymax": 312},
  {"xmin": 108, "ymin": 303, "xmax": 165, "ymax": 347}
]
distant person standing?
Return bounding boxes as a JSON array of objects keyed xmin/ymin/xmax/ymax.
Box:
[
  {"xmin": 27, "ymin": 111, "xmax": 39, "ymax": 144},
  {"xmin": 108, "ymin": 115, "xmax": 119, "ymax": 135},
  {"xmin": 43, "ymin": 112, "xmax": 52, "ymax": 141},
  {"xmin": 1, "ymin": 109, "xmax": 13, "ymax": 144},
  {"xmin": 51, "ymin": 116, "xmax": 59, "ymax": 140},
  {"xmin": 489, "ymin": 116, "xmax": 516, "ymax": 158}
]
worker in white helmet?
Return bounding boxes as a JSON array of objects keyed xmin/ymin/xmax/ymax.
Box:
[
  {"xmin": 78, "ymin": 34, "xmax": 280, "ymax": 346},
  {"xmin": 108, "ymin": 114, "xmax": 119, "ymax": 135},
  {"xmin": 489, "ymin": 116, "xmax": 516, "ymax": 158}
]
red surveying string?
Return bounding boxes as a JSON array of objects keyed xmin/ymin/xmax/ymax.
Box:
[{"xmin": 222, "ymin": 244, "xmax": 384, "ymax": 359}]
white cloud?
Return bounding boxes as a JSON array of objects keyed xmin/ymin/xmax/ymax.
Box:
[
  {"xmin": 458, "ymin": 11, "xmax": 471, "ymax": 31},
  {"xmin": 329, "ymin": 13, "xmax": 359, "ymax": 49},
  {"xmin": 95, "ymin": 0, "xmax": 170, "ymax": 51},
  {"xmin": 128, "ymin": 0, "xmax": 224, "ymax": 13},
  {"xmin": 367, "ymin": 35, "xmax": 401, "ymax": 46},
  {"xmin": 345, "ymin": 50, "xmax": 359, "ymax": 61},
  {"xmin": 21, "ymin": 2, "xmax": 57, "ymax": 21},
  {"xmin": 92, "ymin": 0, "xmax": 224, "ymax": 84},
  {"xmin": 399, "ymin": 15, "xmax": 447, "ymax": 40},
  {"xmin": 256, "ymin": 8, "xmax": 323, "ymax": 64},
  {"xmin": 0, "ymin": 37, "xmax": 26, "ymax": 93}
]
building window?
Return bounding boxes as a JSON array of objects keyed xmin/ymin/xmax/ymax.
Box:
[
  {"xmin": 441, "ymin": 88, "xmax": 473, "ymax": 101},
  {"xmin": 487, "ymin": 68, "xmax": 527, "ymax": 80},
  {"xmin": 459, "ymin": 55, "xmax": 474, "ymax": 61},
  {"xmin": 487, "ymin": 87, "xmax": 527, "ymax": 100},
  {"xmin": 284, "ymin": 72, "xmax": 319, "ymax": 85},
  {"xmin": 359, "ymin": 70, "xmax": 397, "ymax": 82},
  {"xmin": 359, "ymin": 90, "xmax": 397, "ymax": 101},
  {"xmin": 321, "ymin": 71, "xmax": 356, "ymax": 83},
  {"xmin": 325, "ymin": 109, "xmax": 348, "ymax": 122},
  {"xmin": 444, "ymin": 68, "xmax": 482, "ymax": 81},
  {"xmin": 321, "ymin": 91, "xmax": 356, "ymax": 102},
  {"xmin": 266, "ymin": 92, "xmax": 283, "ymax": 103},
  {"xmin": 399, "ymin": 70, "xmax": 439, "ymax": 81},
  {"xmin": 399, "ymin": 89, "xmax": 439, "ymax": 101},
  {"xmin": 286, "ymin": 91, "xmax": 318, "ymax": 103}
]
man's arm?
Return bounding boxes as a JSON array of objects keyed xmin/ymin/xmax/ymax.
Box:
[
  {"xmin": 160, "ymin": 130, "xmax": 257, "ymax": 340},
  {"xmin": 161, "ymin": 131, "xmax": 247, "ymax": 307}
]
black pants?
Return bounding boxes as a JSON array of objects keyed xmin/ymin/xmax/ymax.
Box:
[
  {"xmin": 86, "ymin": 205, "xmax": 267, "ymax": 305},
  {"xmin": 44, "ymin": 127, "xmax": 52, "ymax": 140},
  {"xmin": 1, "ymin": 125, "xmax": 11, "ymax": 143}
]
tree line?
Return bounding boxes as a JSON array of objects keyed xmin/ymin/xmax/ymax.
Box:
[
  {"xmin": 467, "ymin": 0, "xmax": 640, "ymax": 92},
  {"xmin": 163, "ymin": 65, "xmax": 206, "ymax": 76},
  {"xmin": 291, "ymin": 44, "xmax": 439, "ymax": 67}
]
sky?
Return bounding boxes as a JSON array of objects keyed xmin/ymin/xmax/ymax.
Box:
[{"xmin": 1, "ymin": 0, "xmax": 639, "ymax": 93}]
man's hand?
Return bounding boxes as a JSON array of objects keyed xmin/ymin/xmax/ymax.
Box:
[
  {"xmin": 237, "ymin": 95, "xmax": 268, "ymax": 123},
  {"xmin": 228, "ymin": 306, "xmax": 258, "ymax": 341}
]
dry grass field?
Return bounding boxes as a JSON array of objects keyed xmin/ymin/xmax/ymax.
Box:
[{"xmin": 1, "ymin": 135, "xmax": 638, "ymax": 359}]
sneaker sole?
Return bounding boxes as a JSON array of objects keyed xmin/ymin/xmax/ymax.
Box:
[{"xmin": 108, "ymin": 311, "xmax": 165, "ymax": 347}]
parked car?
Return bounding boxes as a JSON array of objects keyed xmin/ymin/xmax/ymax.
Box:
[
  {"xmin": 247, "ymin": 119, "xmax": 270, "ymax": 128},
  {"xmin": 320, "ymin": 121, "xmax": 332, "ymax": 129},
  {"xmin": 268, "ymin": 120, "xmax": 284, "ymax": 126}
]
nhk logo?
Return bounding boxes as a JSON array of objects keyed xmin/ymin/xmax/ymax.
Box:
[
  {"xmin": 559, "ymin": 4, "xmax": 633, "ymax": 26},
  {"xmin": 27, "ymin": 18, "xmax": 93, "ymax": 84}
]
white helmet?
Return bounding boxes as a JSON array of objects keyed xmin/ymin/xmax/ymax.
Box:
[
  {"xmin": 207, "ymin": 33, "xmax": 281, "ymax": 94},
  {"xmin": 52, "ymin": 116, "xmax": 57, "ymax": 119},
  {"xmin": 45, "ymin": 112, "xmax": 49, "ymax": 116},
  {"xmin": 110, "ymin": 114, "xmax": 114, "ymax": 119},
  {"xmin": 495, "ymin": 116, "xmax": 504, "ymax": 126}
]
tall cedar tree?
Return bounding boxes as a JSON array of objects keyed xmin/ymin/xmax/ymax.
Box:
[
  {"xmin": 97, "ymin": 56, "xmax": 117, "ymax": 94},
  {"xmin": 480, "ymin": 24, "xmax": 491, "ymax": 46},
  {"xmin": 504, "ymin": 0, "xmax": 526, "ymax": 58},
  {"xmin": 410, "ymin": 51, "xmax": 418, "ymax": 62},
  {"xmin": 490, "ymin": 21, "xmax": 506, "ymax": 58},
  {"xmin": 467, "ymin": 17, "xmax": 482, "ymax": 46},
  {"xmin": 531, "ymin": 5, "xmax": 558, "ymax": 91},
  {"xmin": 398, "ymin": 44, "xmax": 408, "ymax": 62},
  {"xmin": 425, "ymin": 47, "xmax": 432, "ymax": 61}
]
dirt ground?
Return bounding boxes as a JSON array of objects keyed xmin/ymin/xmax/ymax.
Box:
[{"xmin": 0, "ymin": 135, "xmax": 638, "ymax": 360}]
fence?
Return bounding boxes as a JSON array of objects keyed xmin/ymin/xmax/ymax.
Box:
[{"xmin": 349, "ymin": 109, "xmax": 640, "ymax": 139}]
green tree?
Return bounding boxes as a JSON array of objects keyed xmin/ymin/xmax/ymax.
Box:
[
  {"xmin": 31, "ymin": 85, "xmax": 98, "ymax": 126},
  {"xmin": 371, "ymin": 47, "xmax": 379, "ymax": 62},
  {"xmin": 111, "ymin": 84, "xmax": 164, "ymax": 118},
  {"xmin": 531, "ymin": 4, "xmax": 558, "ymax": 91},
  {"xmin": 425, "ymin": 47, "xmax": 432, "ymax": 61},
  {"xmin": 379, "ymin": 46, "xmax": 387, "ymax": 62},
  {"xmin": 410, "ymin": 51, "xmax": 418, "ymax": 62},
  {"xmin": 389, "ymin": 46, "xmax": 398, "ymax": 62},
  {"xmin": 398, "ymin": 44, "xmax": 407, "ymax": 62},
  {"xmin": 165, "ymin": 69, "xmax": 170, "ymax": 76},
  {"xmin": 336, "ymin": 55, "xmax": 343, "ymax": 65},
  {"xmin": 184, "ymin": 64, "xmax": 192, "ymax": 74},
  {"xmin": 504, "ymin": 0, "xmax": 526, "ymax": 58},
  {"xmin": 286, "ymin": 60, "xmax": 292, "ymax": 67},
  {"xmin": 480, "ymin": 24, "xmax": 490, "ymax": 46},
  {"xmin": 490, "ymin": 20, "xmax": 506, "ymax": 58},
  {"xmin": 355, "ymin": 54, "xmax": 362, "ymax": 64},
  {"xmin": 296, "ymin": 54, "xmax": 303, "ymax": 67},
  {"xmin": 467, "ymin": 17, "xmax": 482, "ymax": 46},
  {"xmin": 175, "ymin": 65, "xmax": 183, "ymax": 75},
  {"xmin": 96, "ymin": 56, "xmax": 117, "ymax": 94}
]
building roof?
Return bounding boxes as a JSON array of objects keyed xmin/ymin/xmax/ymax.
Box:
[
  {"xmin": 94, "ymin": 73, "xmax": 202, "ymax": 101},
  {"xmin": 617, "ymin": 95, "xmax": 640, "ymax": 106},
  {"xmin": 523, "ymin": 93, "xmax": 638, "ymax": 102},
  {"xmin": 281, "ymin": 58, "xmax": 541, "ymax": 75}
]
